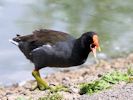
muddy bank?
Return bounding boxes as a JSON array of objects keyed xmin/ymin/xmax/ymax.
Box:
[{"xmin": 1, "ymin": 53, "xmax": 133, "ymax": 100}]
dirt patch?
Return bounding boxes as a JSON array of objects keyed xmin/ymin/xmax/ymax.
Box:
[{"xmin": 1, "ymin": 54, "xmax": 133, "ymax": 100}]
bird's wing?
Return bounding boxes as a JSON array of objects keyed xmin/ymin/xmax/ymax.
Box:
[
  {"xmin": 31, "ymin": 41, "xmax": 74, "ymax": 67},
  {"xmin": 32, "ymin": 40, "xmax": 73, "ymax": 59},
  {"xmin": 17, "ymin": 29, "xmax": 74, "ymax": 46}
]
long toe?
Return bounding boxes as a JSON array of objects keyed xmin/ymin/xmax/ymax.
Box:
[{"xmin": 38, "ymin": 83, "xmax": 49, "ymax": 90}]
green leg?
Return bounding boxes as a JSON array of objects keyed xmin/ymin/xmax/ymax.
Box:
[{"xmin": 32, "ymin": 70, "xmax": 49, "ymax": 90}]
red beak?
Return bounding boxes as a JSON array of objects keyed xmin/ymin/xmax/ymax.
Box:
[{"xmin": 91, "ymin": 35, "xmax": 101, "ymax": 58}]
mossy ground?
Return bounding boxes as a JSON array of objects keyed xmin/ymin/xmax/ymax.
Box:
[
  {"xmin": 80, "ymin": 67, "xmax": 133, "ymax": 95},
  {"xmin": 38, "ymin": 93, "xmax": 63, "ymax": 100},
  {"xmin": 4, "ymin": 54, "xmax": 133, "ymax": 100}
]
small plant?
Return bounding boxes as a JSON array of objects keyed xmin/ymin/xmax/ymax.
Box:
[
  {"xmin": 50, "ymin": 85, "xmax": 69, "ymax": 93},
  {"xmin": 37, "ymin": 85, "xmax": 66, "ymax": 100},
  {"xmin": 80, "ymin": 79, "xmax": 110, "ymax": 95},
  {"xmin": 80, "ymin": 68, "xmax": 133, "ymax": 95},
  {"xmin": 38, "ymin": 93, "xmax": 63, "ymax": 100},
  {"xmin": 102, "ymin": 71, "xmax": 129, "ymax": 84},
  {"xmin": 127, "ymin": 65, "xmax": 133, "ymax": 82},
  {"xmin": 16, "ymin": 97, "xmax": 26, "ymax": 100},
  {"xmin": 127, "ymin": 65, "xmax": 133, "ymax": 76}
]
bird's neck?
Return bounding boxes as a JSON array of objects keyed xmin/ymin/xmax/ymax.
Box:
[
  {"xmin": 70, "ymin": 38, "xmax": 91, "ymax": 66},
  {"xmin": 76, "ymin": 38, "xmax": 91, "ymax": 57}
]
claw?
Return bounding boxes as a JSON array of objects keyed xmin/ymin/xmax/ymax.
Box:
[{"xmin": 32, "ymin": 70, "xmax": 49, "ymax": 90}]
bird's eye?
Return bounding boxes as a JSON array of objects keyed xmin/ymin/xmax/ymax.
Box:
[{"xmin": 90, "ymin": 44, "xmax": 96, "ymax": 49}]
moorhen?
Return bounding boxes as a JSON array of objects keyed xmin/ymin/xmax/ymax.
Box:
[{"xmin": 10, "ymin": 29, "xmax": 101, "ymax": 90}]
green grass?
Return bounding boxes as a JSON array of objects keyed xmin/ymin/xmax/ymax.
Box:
[
  {"xmin": 80, "ymin": 67, "xmax": 133, "ymax": 95},
  {"xmin": 37, "ymin": 85, "xmax": 67, "ymax": 100},
  {"xmin": 16, "ymin": 97, "xmax": 32, "ymax": 100},
  {"xmin": 38, "ymin": 85, "xmax": 67, "ymax": 100},
  {"xmin": 16, "ymin": 85, "xmax": 67, "ymax": 100},
  {"xmin": 38, "ymin": 93, "xmax": 63, "ymax": 100},
  {"xmin": 50, "ymin": 85, "xmax": 69, "ymax": 93}
]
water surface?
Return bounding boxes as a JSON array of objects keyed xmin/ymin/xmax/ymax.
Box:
[{"xmin": 0, "ymin": 0, "xmax": 133, "ymax": 86}]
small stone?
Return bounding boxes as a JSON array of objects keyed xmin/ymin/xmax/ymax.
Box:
[
  {"xmin": 69, "ymin": 87, "xmax": 79, "ymax": 94},
  {"xmin": 98, "ymin": 74, "xmax": 102, "ymax": 77},
  {"xmin": 2, "ymin": 96, "xmax": 7, "ymax": 100},
  {"xmin": 62, "ymin": 77, "xmax": 70, "ymax": 81},
  {"xmin": 82, "ymin": 71, "xmax": 89, "ymax": 77},
  {"xmin": 6, "ymin": 92, "xmax": 12, "ymax": 95},
  {"xmin": 78, "ymin": 76, "xmax": 83, "ymax": 80}
]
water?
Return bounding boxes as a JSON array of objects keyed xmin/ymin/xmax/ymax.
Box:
[{"xmin": 0, "ymin": 0, "xmax": 133, "ymax": 86}]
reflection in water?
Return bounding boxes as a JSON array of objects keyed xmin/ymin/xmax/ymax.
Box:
[
  {"xmin": 0, "ymin": 0, "xmax": 133, "ymax": 86},
  {"xmin": 19, "ymin": 0, "xmax": 133, "ymax": 56}
]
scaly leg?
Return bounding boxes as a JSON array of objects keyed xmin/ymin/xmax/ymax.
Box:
[{"xmin": 32, "ymin": 69, "xmax": 49, "ymax": 90}]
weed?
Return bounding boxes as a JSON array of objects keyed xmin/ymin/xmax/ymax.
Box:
[{"xmin": 80, "ymin": 68, "xmax": 133, "ymax": 95}]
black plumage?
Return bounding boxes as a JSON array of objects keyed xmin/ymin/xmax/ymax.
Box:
[{"xmin": 11, "ymin": 29, "xmax": 100, "ymax": 90}]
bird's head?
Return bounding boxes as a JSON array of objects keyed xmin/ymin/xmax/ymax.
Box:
[
  {"xmin": 12, "ymin": 34, "xmax": 21, "ymax": 42},
  {"xmin": 81, "ymin": 32, "xmax": 101, "ymax": 58}
]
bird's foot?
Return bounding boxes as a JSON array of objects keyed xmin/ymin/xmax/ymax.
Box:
[
  {"xmin": 32, "ymin": 70, "xmax": 49, "ymax": 91},
  {"xmin": 37, "ymin": 82, "xmax": 50, "ymax": 90},
  {"xmin": 32, "ymin": 70, "xmax": 68, "ymax": 91},
  {"xmin": 31, "ymin": 83, "xmax": 50, "ymax": 91},
  {"xmin": 49, "ymin": 85, "xmax": 69, "ymax": 93},
  {"xmin": 31, "ymin": 83, "xmax": 68, "ymax": 92}
]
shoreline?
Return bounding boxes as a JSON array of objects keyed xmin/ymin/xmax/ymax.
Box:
[{"xmin": 1, "ymin": 53, "xmax": 133, "ymax": 100}]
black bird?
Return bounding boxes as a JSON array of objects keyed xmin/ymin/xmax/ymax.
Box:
[{"xmin": 10, "ymin": 29, "xmax": 101, "ymax": 90}]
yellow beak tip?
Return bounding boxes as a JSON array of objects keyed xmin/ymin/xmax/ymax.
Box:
[{"xmin": 98, "ymin": 47, "xmax": 101, "ymax": 52}]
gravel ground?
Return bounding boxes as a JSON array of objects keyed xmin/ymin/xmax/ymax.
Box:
[
  {"xmin": 1, "ymin": 53, "xmax": 133, "ymax": 100},
  {"xmin": 79, "ymin": 83, "xmax": 133, "ymax": 100}
]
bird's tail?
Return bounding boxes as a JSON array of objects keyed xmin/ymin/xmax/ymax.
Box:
[
  {"xmin": 9, "ymin": 34, "xmax": 22, "ymax": 46},
  {"xmin": 9, "ymin": 39, "xmax": 19, "ymax": 46}
]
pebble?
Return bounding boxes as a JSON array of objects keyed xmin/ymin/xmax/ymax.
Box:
[
  {"xmin": 78, "ymin": 83, "xmax": 133, "ymax": 100},
  {"xmin": 69, "ymin": 87, "xmax": 79, "ymax": 94},
  {"xmin": 1, "ymin": 54, "xmax": 133, "ymax": 100},
  {"xmin": 62, "ymin": 77, "xmax": 70, "ymax": 81}
]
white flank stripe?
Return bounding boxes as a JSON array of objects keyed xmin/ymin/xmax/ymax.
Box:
[{"xmin": 9, "ymin": 39, "xmax": 19, "ymax": 46}]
